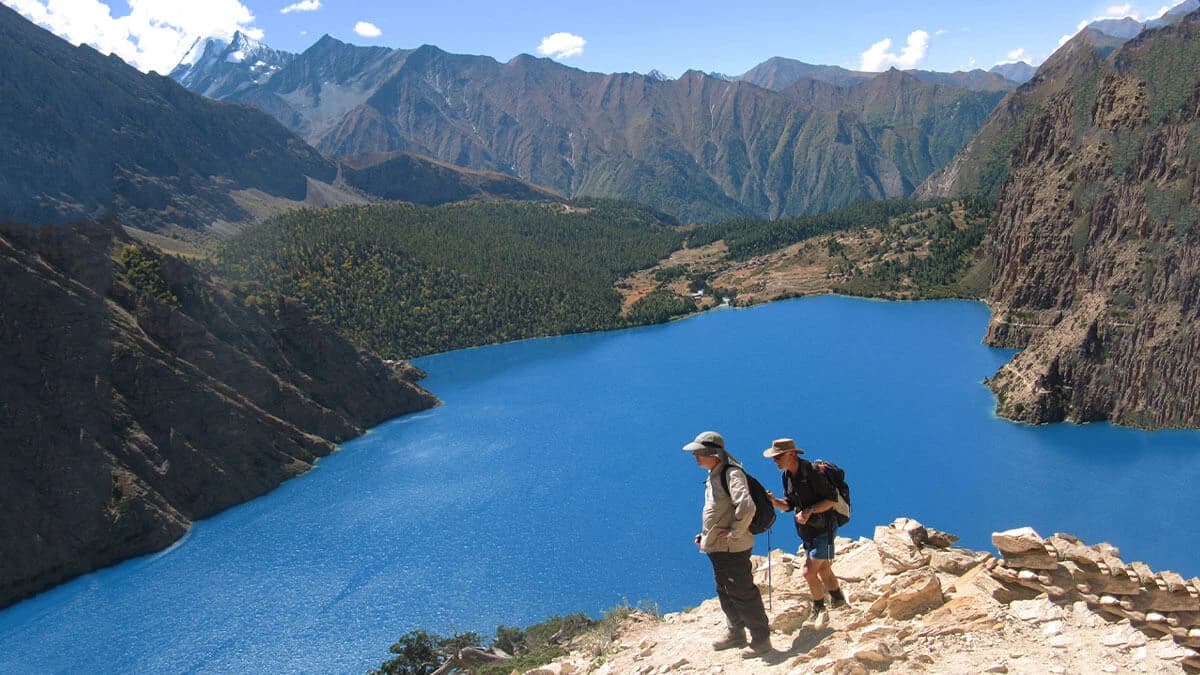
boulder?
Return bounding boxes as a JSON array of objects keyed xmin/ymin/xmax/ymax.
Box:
[
  {"xmin": 991, "ymin": 527, "xmax": 1044, "ymax": 555},
  {"xmin": 874, "ymin": 525, "xmax": 929, "ymax": 574},
  {"xmin": 997, "ymin": 548, "xmax": 1059, "ymax": 570},
  {"xmin": 890, "ymin": 517, "xmax": 929, "ymax": 545},
  {"xmin": 850, "ymin": 639, "xmax": 903, "ymax": 664},
  {"xmin": 771, "ymin": 608, "xmax": 809, "ymax": 634},
  {"xmin": 885, "ymin": 568, "xmax": 945, "ymax": 620},
  {"xmin": 1011, "ymin": 597, "xmax": 1066, "ymax": 623},
  {"xmin": 929, "ymin": 548, "xmax": 983, "ymax": 575},
  {"xmin": 1102, "ymin": 625, "xmax": 1148, "ymax": 648},
  {"xmin": 914, "ymin": 597, "xmax": 997, "ymax": 637},
  {"xmin": 833, "ymin": 541, "xmax": 884, "ymax": 581},
  {"xmin": 958, "ymin": 564, "xmax": 1037, "ymax": 604},
  {"xmin": 925, "ymin": 528, "xmax": 960, "ymax": 549}
]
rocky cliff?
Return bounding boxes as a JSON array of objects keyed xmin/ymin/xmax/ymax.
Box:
[
  {"xmin": 0, "ymin": 221, "xmax": 438, "ymax": 609},
  {"xmin": 515, "ymin": 519, "xmax": 1200, "ymax": 674},
  {"xmin": 979, "ymin": 13, "xmax": 1200, "ymax": 428}
]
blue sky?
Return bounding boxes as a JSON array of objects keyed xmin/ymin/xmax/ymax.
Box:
[{"xmin": 2, "ymin": 0, "xmax": 1191, "ymax": 76}]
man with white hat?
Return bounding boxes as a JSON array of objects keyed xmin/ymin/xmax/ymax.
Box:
[
  {"xmin": 763, "ymin": 438, "xmax": 846, "ymax": 623},
  {"xmin": 683, "ymin": 430, "xmax": 772, "ymax": 658}
]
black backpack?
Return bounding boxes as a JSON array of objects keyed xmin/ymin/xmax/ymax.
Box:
[
  {"xmin": 812, "ymin": 459, "xmax": 851, "ymax": 527},
  {"xmin": 719, "ymin": 464, "xmax": 777, "ymax": 535}
]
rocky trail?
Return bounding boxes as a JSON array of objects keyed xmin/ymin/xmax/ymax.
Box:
[{"xmin": 522, "ymin": 519, "xmax": 1200, "ymax": 674}]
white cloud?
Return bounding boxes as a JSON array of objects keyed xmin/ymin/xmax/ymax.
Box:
[
  {"xmin": 3, "ymin": 0, "xmax": 262, "ymax": 73},
  {"xmin": 537, "ymin": 32, "xmax": 586, "ymax": 59},
  {"xmin": 354, "ymin": 21, "xmax": 381, "ymax": 38},
  {"xmin": 859, "ymin": 30, "xmax": 930, "ymax": 71},
  {"xmin": 280, "ymin": 0, "xmax": 320, "ymax": 14},
  {"xmin": 996, "ymin": 47, "xmax": 1036, "ymax": 65}
]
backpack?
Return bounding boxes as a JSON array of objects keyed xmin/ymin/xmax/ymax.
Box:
[
  {"xmin": 812, "ymin": 459, "xmax": 851, "ymax": 527},
  {"xmin": 719, "ymin": 464, "xmax": 777, "ymax": 535}
]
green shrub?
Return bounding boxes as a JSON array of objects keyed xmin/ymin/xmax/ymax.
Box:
[{"xmin": 118, "ymin": 245, "xmax": 178, "ymax": 306}]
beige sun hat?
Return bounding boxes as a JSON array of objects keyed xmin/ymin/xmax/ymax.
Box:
[{"xmin": 763, "ymin": 437, "xmax": 804, "ymax": 458}]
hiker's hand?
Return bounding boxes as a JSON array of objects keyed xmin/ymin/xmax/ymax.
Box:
[
  {"xmin": 766, "ymin": 491, "xmax": 787, "ymax": 510},
  {"xmin": 796, "ymin": 508, "xmax": 811, "ymax": 525}
]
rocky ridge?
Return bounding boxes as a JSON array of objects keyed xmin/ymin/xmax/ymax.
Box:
[
  {"xmin": 0, "ymin": 221, "xmax": 438, "ymax": 608},
  {"xmin": 521, "ymin": 519, "xmax": 1200, "ymax": 674}
]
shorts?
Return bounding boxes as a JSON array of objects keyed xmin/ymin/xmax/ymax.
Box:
[{"xmin": 803, "ymin": 527, "xmax": 837, "ymax": 560}]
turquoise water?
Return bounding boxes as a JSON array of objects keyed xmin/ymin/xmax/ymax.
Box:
[{"xmin": 2, "ymin": 296, "xmax": 1198, "ymax": 673}]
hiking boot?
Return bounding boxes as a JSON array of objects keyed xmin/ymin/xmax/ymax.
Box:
[
  {"xmin": 741, "ymin": 636, "xmax": 772, "ymax": 658},
  {"xmin": 829, "ymin": 588, "xmax": 848, "ymax": 608},
  {"xmin": 807, "ymin": 601, "xmax": 827, "ymax": 625},
  {"xmin": 711, "ymin": 629, "xmax": 746, "ymax": 651}
]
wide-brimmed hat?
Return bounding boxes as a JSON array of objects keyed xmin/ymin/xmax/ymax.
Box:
[
  {"xmin": 763, "ymin": 438, "xmax": 803, "ymax": 457},
  {"xmin": 683, "ymin": 430, "xmax": 725, "ymax": 456}
]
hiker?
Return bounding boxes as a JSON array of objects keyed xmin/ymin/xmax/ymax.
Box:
[
  {"xmin": 683, "ymin": 430, "xmax": 772, "ymax": 658},
  {"xmin": 763, "ymin": 438, "xmax": 847, "ymax": 622}
]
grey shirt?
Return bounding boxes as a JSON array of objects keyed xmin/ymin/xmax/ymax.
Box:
[{"xmin": 699, "ymin": 461, "xmax": 757, "ymax": 553}]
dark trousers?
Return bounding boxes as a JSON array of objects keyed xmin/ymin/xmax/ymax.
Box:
[{"xmin": 707, "ymin": 549, "xmax": 769, "ymax": 641}]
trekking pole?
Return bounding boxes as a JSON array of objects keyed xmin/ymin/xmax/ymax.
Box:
[{"xmin": 766, "ymin": 528, "xmax": 773, "ymax": 612}]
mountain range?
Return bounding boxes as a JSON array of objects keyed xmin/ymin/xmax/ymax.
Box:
[
  {"xmin": 0, "ymin": 4, "xmax": 558, "ymax": 234},
  {"xmin": 169, "ymin": 35, "xmax": 1009, "ymax": 223},
  {"xmin": 739, "ymin": 56, "xmax": 1027, "ymax": 91}
]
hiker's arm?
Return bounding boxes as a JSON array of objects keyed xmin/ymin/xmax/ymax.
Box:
[
  {"xmin": 801, "ymin": 466, "xmax": 840, "ymax": 523},
  {"xmin": 795, "ymin": 498, "xmax": 837, "ymax": 524},
  {"xmin": 766, "ymin": 491, "xmax": 790, "ymax": 511}
]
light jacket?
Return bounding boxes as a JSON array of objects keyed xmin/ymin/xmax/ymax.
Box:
[{"xmin": 699, "ymin": 459, "xmax": 756, "ymax": 553}]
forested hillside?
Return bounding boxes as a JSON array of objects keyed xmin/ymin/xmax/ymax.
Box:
[{"xmin": 218, "ymin": 199, "xmax": 684, "ymax": 358}]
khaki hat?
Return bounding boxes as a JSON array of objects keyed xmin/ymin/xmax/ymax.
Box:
[
  {"xmin": 683, "ymin": 430, "xmax": 725, "ymax": 456},
  {"xmin": 763, "ymin": 438, "xmax": 803, "ymax": 458}
]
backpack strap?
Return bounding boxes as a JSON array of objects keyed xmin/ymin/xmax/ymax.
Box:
[{"xmin": 718, "ymin": 463, "xmax": 736, "ymax": 495}]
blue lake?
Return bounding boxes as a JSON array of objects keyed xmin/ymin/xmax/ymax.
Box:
[{"xmin": 3, "ymin": 296, "xmax": 1199, "ymax": 673}]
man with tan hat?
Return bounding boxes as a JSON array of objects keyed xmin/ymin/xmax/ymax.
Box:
[
  {"xmin": 763, "ymin": 438, "xmax": 846, "ymax": 623},
  {"xmin": 683, "ymin": 430, "xmax": 772, "ymax": 658}
]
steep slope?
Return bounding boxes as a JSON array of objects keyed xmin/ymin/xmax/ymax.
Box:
[
  {"xmin": 179, "ymin": 38, "xmax": 1003, "ymax": 223},
  {"xmin": 960, "ymin": 13, "xmax": 1200, "ymax": 427},
  {"xmin": 0, "ymin": 221, "xmax": 437, "ymax": 609},
  {"xmin": 0, "ymin": 5, "xmax": 337, "ymax": 231}
]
